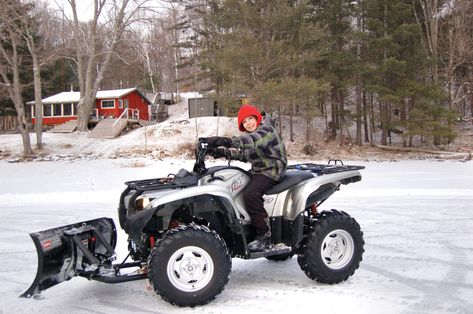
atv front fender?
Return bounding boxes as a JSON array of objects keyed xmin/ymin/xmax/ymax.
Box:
[{"xmin": 122, "ymin": 185, "xmax": 247, "ymax": 239}]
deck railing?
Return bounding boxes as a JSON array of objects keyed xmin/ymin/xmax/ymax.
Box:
[{"xmin": 113, "ymin": 108, "xmax": 128, "ymax": 135}]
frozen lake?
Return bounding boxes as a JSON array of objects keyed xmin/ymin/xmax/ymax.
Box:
[{"xmin": 0, "ymin": 158, "xmax": 472, "ymax": 314}]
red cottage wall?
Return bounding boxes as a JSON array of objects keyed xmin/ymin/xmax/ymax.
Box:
[
  {"xmin": 124, "ymin": 91, "xmax": 150, "ymax": 120},
  {"xmin": 96, "ymin": 91, "xmax": 149, "ymax": 120},
  {"xmin": 32, "ymin": 116, "xmax": 77, "ymax": 125}
]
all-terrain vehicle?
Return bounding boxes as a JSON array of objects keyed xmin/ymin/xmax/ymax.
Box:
[{"xmin": 21, "ymin": 142, "xmax": 365, "ymax": 306}]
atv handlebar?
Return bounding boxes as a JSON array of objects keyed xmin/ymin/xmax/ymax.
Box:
[
  {"xmin": 193, "ymin": 142, "xmax": 232, "ymax": 175},
  {"xmin": 193, "ymin": 142, "xmax": 208, "ymax": 175}
]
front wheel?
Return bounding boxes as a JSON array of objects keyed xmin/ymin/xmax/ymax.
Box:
[
  {"xmin": 148, "ymin": 224, "xmax": 232, "ymax": 307},
  {"xmin": 297, "ymin": 210, "xmax": 364, "ymax": 284}
]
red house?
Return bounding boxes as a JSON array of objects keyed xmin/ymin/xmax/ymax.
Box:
[{"xmin": 29, "ymin": 87, "xmax": 152, "ymax": 126}]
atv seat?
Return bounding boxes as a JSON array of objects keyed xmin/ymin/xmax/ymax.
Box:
[{"xmin": 266, "ymin": 171, "xmax": 314, "ymax": 195}]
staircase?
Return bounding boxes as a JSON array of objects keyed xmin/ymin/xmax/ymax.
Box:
[
  {"xmin": 88, "ymin": 118, "xmax": 128, "ymax": 139},
  {"xmin": 47, "ymin": 120, "xmax": 77, "ymax": 133}
]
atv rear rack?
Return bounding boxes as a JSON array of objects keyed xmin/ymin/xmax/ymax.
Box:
[{"xmin": 287, "ymin": 160, "xmax": 365, "ymax": 175}]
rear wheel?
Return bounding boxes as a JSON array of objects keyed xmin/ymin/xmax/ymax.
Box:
[
  {"xmin": 297, "ymin": 210, "xmax": 364, "ymax": 284},
  {"xmin": 148, "ymin": 224, "xmax": 231, "ymax": 307}
]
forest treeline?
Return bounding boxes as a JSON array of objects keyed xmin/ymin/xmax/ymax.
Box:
[{"xmin": 1, "ymin": 0, "xmax": 472, "ymax": 156}]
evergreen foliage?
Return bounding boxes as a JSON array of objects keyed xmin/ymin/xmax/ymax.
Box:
[{"xmin": 3, "ymin": 0, "xmax": 473, "ymax": 149}]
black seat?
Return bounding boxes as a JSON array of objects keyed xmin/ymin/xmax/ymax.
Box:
[{"xmin": 266, "ymin": 171, "xmax": 314, "ymax": 195}]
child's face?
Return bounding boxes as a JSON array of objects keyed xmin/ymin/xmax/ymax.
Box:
[{"xmin": 242, "ymin": 115, "xmax": 258, "ymax": 132}]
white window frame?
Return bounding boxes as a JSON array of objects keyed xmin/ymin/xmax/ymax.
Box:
[
  {"xmin": 101, "ymin": 99, "xmax": 115, "ymax": 109},
  {"xmin": 118, "ymin": 99, "xmax": 123, "ymax": 109},
  {"xmin": 52, "ymin": 103, "xmax": 62, "ymax": 116},
  {"xmin": 43, "ymin": 104, "xmax": 52, "ymax": 117},
  {"xmin": 63, "ymin": 103, "xmax": 74, "ymax": 116}
]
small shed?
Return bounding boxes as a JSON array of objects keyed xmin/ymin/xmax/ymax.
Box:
[
  {"xmin": 28, "ymin": 87, "xmax": 152, "ymax": 126},
  {"xmin": 188, "ymin": 98, "xmax": 218, "ymax": 118}
]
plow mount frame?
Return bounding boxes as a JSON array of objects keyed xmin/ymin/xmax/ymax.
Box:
[{"xmin": 21, "ymin": 217, "xmax": 147, "ymax": 298}]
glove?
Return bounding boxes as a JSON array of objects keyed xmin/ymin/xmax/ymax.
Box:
[
  {"xmin": 207, "ymin": 147, "xmax": 228, "ymax": 159},
  {"xmin": 193, "ymin": 160, "xmax": 206, "ymax": 174},
  {"xmin": 199, "ymin": 137, "xmax": 233, "ymax": 148}
]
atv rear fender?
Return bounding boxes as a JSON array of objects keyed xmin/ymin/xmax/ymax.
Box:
[{"xmin": 271, "ymin": 169, "xmax": 362, "ymax": 220}]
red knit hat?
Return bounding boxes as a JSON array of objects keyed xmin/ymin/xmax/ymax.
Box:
[{"xmin": 237, "ymin": 105, "xmax": 262, "ymax": 131}]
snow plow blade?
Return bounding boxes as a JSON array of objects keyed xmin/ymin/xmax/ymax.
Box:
[{"xmin": 21, "ymin": 217, "xmax": 117, "ymax": 298}]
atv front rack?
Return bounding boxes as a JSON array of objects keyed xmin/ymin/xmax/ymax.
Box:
[{"xmin": 125, "ymin": 169, "xmax": 199, "ymax": 192}]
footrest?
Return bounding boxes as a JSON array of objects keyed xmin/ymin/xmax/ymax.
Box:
[{"xmin": 249, "ymin": 244, "xmax": 292, "ymax": 259}]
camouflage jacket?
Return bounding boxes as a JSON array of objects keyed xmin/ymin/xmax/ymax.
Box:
[{"xmin": 229, "ymin": 115, "xmax": 287, "ymax": 181}]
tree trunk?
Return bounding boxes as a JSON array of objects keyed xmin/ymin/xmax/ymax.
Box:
[
  {"xmin": 381, "ymin": 2, "xmax": 388, "ymax": 146},
  {"xmin": 277, "ymin": 106, "xmax": 283, "ymax": 138},
  {"xmin": 380, "ymin": 101, "xmax": 387, "ymax": 145},
  {"xmin": 355, "ymin": 73, "xmax": 362, "ymax": 146},
  {"xmin": 363, "ymin": 89, "xmax": 369, "ymax": 142},
  {"xmin": 401, "ymin": 98, "xmax": 407, "ymax": 147},
  {"xmin": 0, "ymin": 35, "xmax": 33, "ymax": 156},
  {"xmin": 145, "ymin": 49, "xmax": 156, "ymax": 94},
  {"xmin": 18, "ymin": 7, "xmax": 45, "ymax": 150},
  {"xmin": 330, "ymin": 88, "xmax": 337, "ymax": 138},
  {"xmin": 355, "ymin": 14, "xmax": 362, "ymax": 146},
  {"xmin": 170, "ymin": 7, "xmax": 181, "ymax": 102},
  {"xmin": 32, "ymin": 53, "xmax": 43, "ymax": 150},
  {"xmin": 323, "ymin": 99, "xmax": 328, "ymax": 136},
  {"xmin": 338, "ymin": 92, "xmax": 345, "ymax": 146},
  {"xmin": 11, "ymin": 66, "xmax": 33, "ymax": 156},
  {"xmin": 290, "ymin": 101, "xmax": 295, "ymax": 142},
  {"xmin": 369, "ymin": 92, "xmax": 374, "ymax": 145},
  {"xmin": 470, "ymin": 85, "xmax": 473, "ymax": 118}
]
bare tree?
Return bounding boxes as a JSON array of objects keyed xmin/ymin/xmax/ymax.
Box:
[
  {"xmin": 440, "ymin": 0, "xmax": 473, "ymax": 112},
  {"xmin": 0, "ymin": 0, "xmax": 33, "ymax": 156},
  {"xmin": 129, "ymin": 6, "xmax": 188, "ymax": 94},
  {"xmin": 64, "ymin": 0, "xmax": 153, "ymax": 132},
  {"xmin": 415, "ymin": 0, "xmax": 441, "ymax": 83},
  {"xmin": 18, "ymin": 2, "xmax": 57, "ymax": 149},
  {"xmin": 3, "ymin": 1, "xmax": 60, "ymax": 150}
]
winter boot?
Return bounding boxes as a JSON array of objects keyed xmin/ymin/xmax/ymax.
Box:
[{"xmin": 248, "ymin": 219, "xmax": 272, "ymax": 252}]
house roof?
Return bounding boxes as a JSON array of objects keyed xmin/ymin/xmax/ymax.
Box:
[{"xmin": 28, "ymin": 88, "xmax": 149, "ymax": 104}]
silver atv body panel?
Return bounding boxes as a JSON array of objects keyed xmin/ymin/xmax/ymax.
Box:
[
  {"xmin": 268, "ymin": 169, "xmax": 362, "ymax": 220},
  {"xmin": 131, "ymin": 166, "xmax": 361, "ymax": 224}
]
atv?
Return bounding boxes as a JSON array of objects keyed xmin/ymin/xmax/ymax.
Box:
[{"xmin": 21, "ymin": 142, "xmax": 365, "ymax": 307}]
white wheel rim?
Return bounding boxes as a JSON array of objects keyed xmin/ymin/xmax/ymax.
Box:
[
  {"xmin": 167, "ymin": 246, "xmax": 214, "ymax": 292},
  {"xmin": 320, "ymin": 229, "xmax": 354, "ymax": 270}
]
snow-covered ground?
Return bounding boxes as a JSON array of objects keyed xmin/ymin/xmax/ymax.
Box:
[
  {"xmin": 0, "ymin": 92, "xmax": 241, "ymax": 162},
  {"xmin": 0, "ymin": 158, "xmax": 472, "ymax": 314}
]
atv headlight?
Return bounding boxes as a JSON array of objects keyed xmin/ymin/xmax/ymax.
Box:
[{"xmin": 135, "ymin": 196, "xmax": 150, "ymax": 210}]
